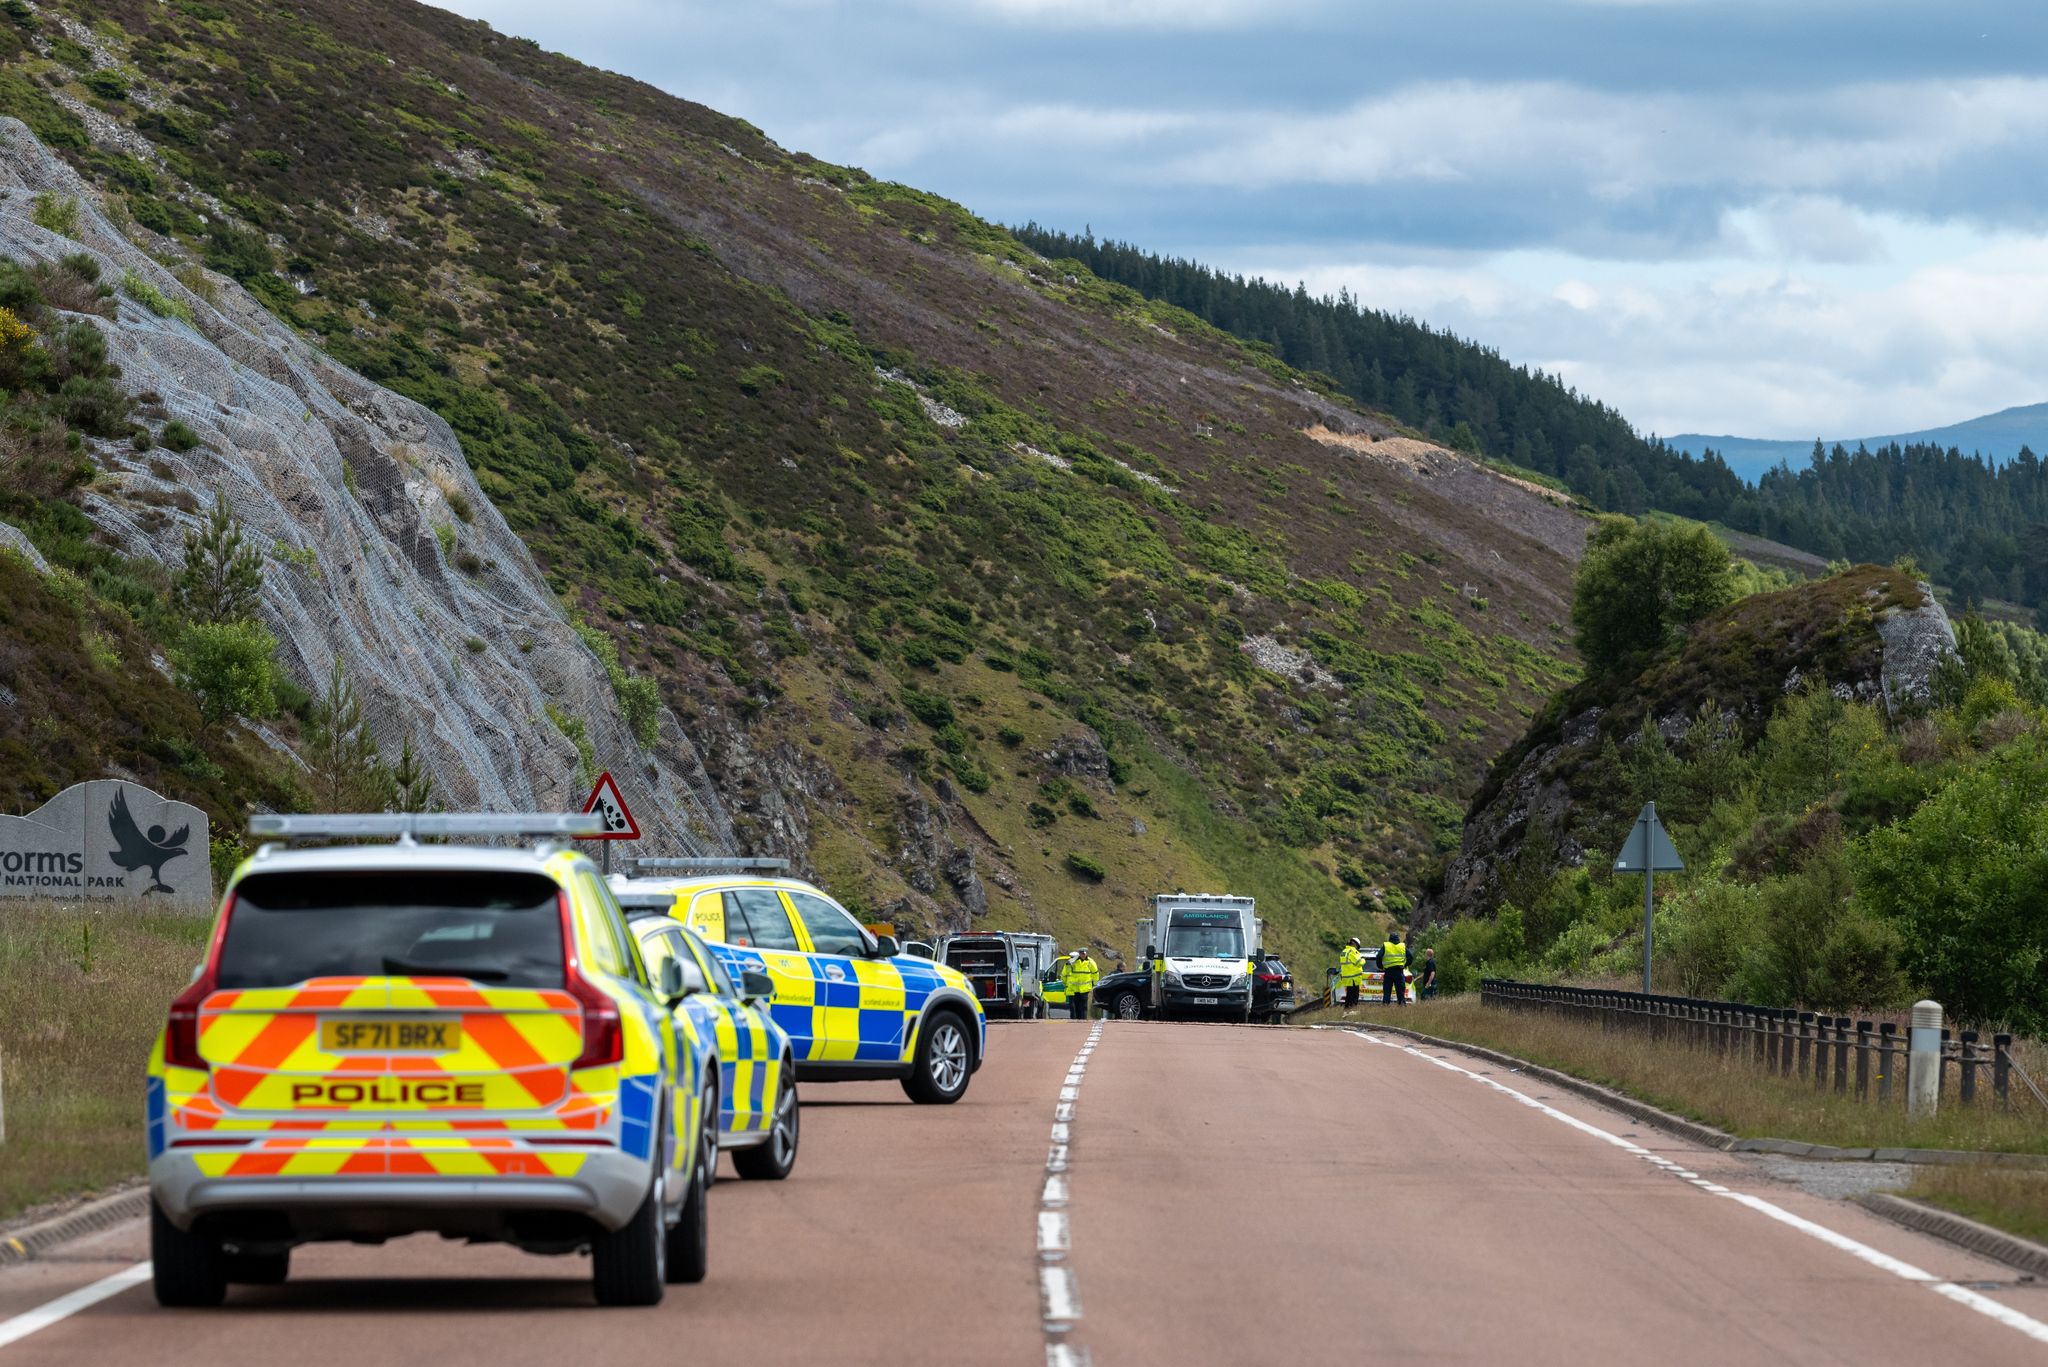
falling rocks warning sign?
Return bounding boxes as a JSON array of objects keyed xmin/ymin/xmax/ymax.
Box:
[{"xmin": 580, "ymin": 772, "xmax": 639, "ymax": 841}]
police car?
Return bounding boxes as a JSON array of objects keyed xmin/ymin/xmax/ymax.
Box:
[
  {"xmin": 146, "ymin": 814, "xmax": 718, "ymax": 1308},
  {"xmin": 618, "ymin": 900, "xmax": 800, "ymax": 1179},
  {"xmin": 610, "ymin": 860, "xmax": 986, "ymax": 1104}
]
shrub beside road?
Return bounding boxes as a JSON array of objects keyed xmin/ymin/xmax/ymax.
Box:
[{"xmin": 0, "ymin": 901, "xmax": 207, "ymax": 1220}]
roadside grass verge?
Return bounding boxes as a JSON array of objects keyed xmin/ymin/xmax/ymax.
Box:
[
  {"xmin": 1315, "ymin": 996, "xmax": 2048, "ymax": 1156},
  {"xmin": 0, "ymin": 902, "xmax": 209, "ymax": 1220},
  {"xmin": 1908, "ymin": 1167, "xmax": 2048, "ymax": 1246}
]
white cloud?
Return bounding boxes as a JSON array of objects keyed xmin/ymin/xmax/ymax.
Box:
[
  {"xmin": 939, "ymin": 0, "xmax": 1323, "ymax": 26},
  {"xmin": 1166, "ymin": 77, "xmax": 2048, "ymax": 204},
  {"xmin": 1239, "ymin": 221, "xmax": 2048, "ymax": 439}
]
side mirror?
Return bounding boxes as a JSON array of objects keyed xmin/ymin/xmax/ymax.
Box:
[
  {"xmin": 870, "ymin": 934, "xmax": 900, "ymax": 959},
  {"xmin": 1143, "ymin": 944, "xmax": 1156, "ymax": 960},
  {"xmin": 658, "ymin": 957, "xmax": 688, "ymax": 1006},
  {"xmin": 740, "ymin": 968, "xmax": 775, "ymax": 1003}
]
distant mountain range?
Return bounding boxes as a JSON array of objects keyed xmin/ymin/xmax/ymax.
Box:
[{"xmin": 1667, "ymin": 402, "xmax": 2048, "ymax": 483}]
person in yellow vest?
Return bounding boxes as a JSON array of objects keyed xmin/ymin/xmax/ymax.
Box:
[
  {"xmin": 1066, "ymin": 948, "xmax": 1100, "ymax": 1019},
  {"xmin": 1338, "ymin": 938, "xmax": 1367, "ymax": 1012},
  {"xmin": 1381, "ymin": 931, "xmax": 1409, "ymax": 1005}
]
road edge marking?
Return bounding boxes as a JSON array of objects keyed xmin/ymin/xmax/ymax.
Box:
[
  {"xmin": 0, "ymin": 1261, "xmax": 152, "ymax": 1350},
  {"xmin": 1042, "ymin": 1020, "xmax": 1102, "ymax": 1367},
  {"xmin": 1347, "ymin": 1030, "xmax": 2048, "ymax": 1347}
]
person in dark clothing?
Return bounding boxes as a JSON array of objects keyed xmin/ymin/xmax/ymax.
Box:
[{"xmin": 1418, "ymin": 947, "xmax": 1438, "ymax": 1000}]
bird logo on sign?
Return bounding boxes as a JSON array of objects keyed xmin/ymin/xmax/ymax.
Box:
[{"xmin": 108, "ymin": 789, "xmax": 189, "ymax": 894}]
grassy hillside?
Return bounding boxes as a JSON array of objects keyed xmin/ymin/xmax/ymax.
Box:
[{"xmin": 0, "ymin": 0, "xmax": 1583, "ymax": 972}]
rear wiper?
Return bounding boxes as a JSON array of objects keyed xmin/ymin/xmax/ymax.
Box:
[{"xmin": 381, "ymin": 957, "xmax": 511, "ymax": 981}]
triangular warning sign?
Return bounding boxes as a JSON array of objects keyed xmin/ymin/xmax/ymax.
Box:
[
  {"xmin": 1613, "ymin": 802, "xmax": 1684, "ymax": 873},
  {"xmin": 579, "ymin": 771, "xmax": 640, "ymax": 841}
]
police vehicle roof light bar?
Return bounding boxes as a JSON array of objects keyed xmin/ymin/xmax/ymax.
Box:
[
  {"xmin": 248, "ymin": 812, "xmax": 607, "ymax": 844},
  {"xmin": 622, "ymin": 856, "xmax": 790, "ymax": 874}
]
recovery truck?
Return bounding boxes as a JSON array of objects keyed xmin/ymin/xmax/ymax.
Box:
[{"xmin": 935, "ymin": 931, "xmax": 1059, "ymax": 1018}]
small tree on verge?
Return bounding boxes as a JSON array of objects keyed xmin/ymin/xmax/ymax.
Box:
[
  {"xmin": 306, "ymin": 660, "xmax": 395, "ymax": 811},
  {"xmin": 389, "ymin": 737, "xmax": 437, "ymax": 814},
  {"xmin": 174, "ymin": 620, "xmax": 277, "ymax": 735},
  {"xmin": 174, "ymin": 493, "xmax": 264, "ymax": 624},
  {"xmin": 1570, "ymin": 517, "xmax": 1734, "ymax": 675}
]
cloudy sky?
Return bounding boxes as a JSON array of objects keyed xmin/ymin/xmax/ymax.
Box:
[{"xmin": 439, "ymin": 0, "xmax": 2048, "ymax": 443}]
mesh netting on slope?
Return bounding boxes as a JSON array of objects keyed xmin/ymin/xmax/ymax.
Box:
[{"xmin": 0, "ymin": 119, "xmax": 733, "ymax": 854}]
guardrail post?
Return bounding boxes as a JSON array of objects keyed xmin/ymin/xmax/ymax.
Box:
[
  {"xmin": 1908, "ymin": 1001, "xmax": 1942, "ymax": 1120},
  {"xmin": 1855, "ymin": 1021, "xmax": 1871, "ymax": 1100},
  {"xmin": 1878, "ymin": 1023, "xmax": 1896, "ymax": 1103},
  {"xmin": 1994, "ymin": 1034, "xmax": 2013, "ymax": 1111},
  {"xmin": 1797, "ymin": 1012, "xmax": 1813, "ymax": 1080},
  {"xmin": 1832, "ymin": 1018, "xmax": 1849, "ymax": 1094},
  {"xmin": 1959, "ymin": 1030, "xmax": 1979, "ymax": 1106},
  {"xmin": 1813, "ymin": 1015, "xmax": 1831, "ymax": 1091},
  {"xmin": 1939, "ymin": 1028, "xmax": 1952, "ymax": 1102}
]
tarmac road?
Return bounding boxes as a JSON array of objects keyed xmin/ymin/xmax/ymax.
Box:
[{"xmin": 1, "ymin": 1019, "xmax": 2044, "ymax": 1364}]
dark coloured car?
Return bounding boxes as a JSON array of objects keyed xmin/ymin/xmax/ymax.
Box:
[{"xmin": 1252, "ymin": 953, "xmax": 1296, "ymax": 1023}]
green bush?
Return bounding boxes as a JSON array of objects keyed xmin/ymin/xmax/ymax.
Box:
[
  {"xmin": 735, "ymin": 364, "xmax": 784, "ymax": 396},
  {"xmin": 1852, "ymin": 739, "xmax": 2048, "ymax": 1030},
  {"xmin": 30, "ymin": 193, "xmax": 78, "ymax": 236},
  {"xmin": 173, "ymin": 620, "xmax": 277, "ymax": 730},
  {"xmin": 900, "ymin": 686, "xmax": 955, "ymax": 729},
  {"xmin": 1064, "ymin": 851, "xmax": 1106, "ymax": 882},
  {"xmin": 160, "ymin": 419, "xmax": 200, "ymax": 452},
  {"xmin": 120, "ymin": 270, "xmax": 190, "ymax": 321},
  {"xmin": 1571, "ymin": 516, "xmax": 1733, "ymax": 674},
  {"xmin": 997, "ymin": 723, "xmax": 1026, "ymax": 747}
]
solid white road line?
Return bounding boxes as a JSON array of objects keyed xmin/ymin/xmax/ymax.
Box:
[
  {"xmin": 1350, "ymin": 1030, "xmax": 2048, "ymax": 1347},
  {"xmin": 0, "ymin": 1261, "xmax": 151, "ymax": 1350}
]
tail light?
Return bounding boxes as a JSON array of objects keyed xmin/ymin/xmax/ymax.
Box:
[
  {"xmin": 560, "ymin": 891, "xmax": 623, "ymax": 1070},
  {"xmin": 164, "ymin": 894, "xmax": 232, "ymax": 1070}
]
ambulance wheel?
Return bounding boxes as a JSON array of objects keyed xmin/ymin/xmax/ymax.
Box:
[
  {"xmin": 150, "ymin": 1198, "xmax": 227, "ymax": 1307},
  {"xmin": 732, "ymin": 1063, "xmax": 798, "ymax": 1181},
  {"xmin": 903, "ymin": 1010, "xmax": 972, "ymax": 1104},
  {"xmin": 666, "ymin": 1083, "xmax": 716, "ymax": 1284},
  {"xmin": 593, "ymin": 1169, "xmax": 667, "ymax": 1305},
  {"xmin": 224, "ymin": 1249, "xmax": 290, "ymax": 1284},
  {"xmin": 1112, "ymin": 991, "xmax": 1145, "ymax": 1021}
]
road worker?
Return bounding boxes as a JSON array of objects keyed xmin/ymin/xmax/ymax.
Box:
[
  {"xmin": 1066, "ymin": 947, "xmax": 1100, "ymax": 1019},
  {"xmin": 1338, "ymin": 938, "xmax": 1367, "ymax": 1012},
  {"xmin": 1381, "ymin": 931, "xmax": 1409, "ymax": 1005}
]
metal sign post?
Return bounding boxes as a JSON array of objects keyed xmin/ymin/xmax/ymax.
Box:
[{"xmin": 1613, "ymin": 801, "xmax": 1685, "ymax": 994}]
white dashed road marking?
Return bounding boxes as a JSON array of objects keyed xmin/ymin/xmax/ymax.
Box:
[
  {"xmin": 1042, "ymin": 1019, "xmax": 1103, "ymax": 1367},
  {"xmin": 1348, "ymin": 1030, "xmax": 2048, "ymax": 1347}
]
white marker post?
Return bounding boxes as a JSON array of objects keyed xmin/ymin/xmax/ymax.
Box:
[
  {"xmin": 1614, "ymin": 802, "xmax": 1685, "ymax": 995},
  {"xmin": 1908, "ymin": 999, "xmax": 1943, "ymax": 1120}
]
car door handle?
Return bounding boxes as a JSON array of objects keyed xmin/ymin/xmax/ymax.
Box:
[
  {"xmin": 742, "ymin": 959, "xmax": 766, "ymax": 973},
  {"xmin": 823, "ymin": 964, "xmax": 846, "ymax": 982}
]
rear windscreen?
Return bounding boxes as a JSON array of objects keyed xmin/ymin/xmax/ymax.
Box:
[
  {"xmin": 218, "ymin": 871, "xmax": 565, "ymax": 989},
  {"xmin": 945, "ymin": 941, "xmax": 1007, "ymax": 973}
]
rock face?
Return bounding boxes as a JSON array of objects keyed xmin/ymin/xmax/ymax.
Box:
[
  {"xmin": 0, "ymin": 121, "xmax": 732, "ymax": 849},
  {"xmin": 1428, "ymin": 568, "xmax": 1952, "ymax": 925}
]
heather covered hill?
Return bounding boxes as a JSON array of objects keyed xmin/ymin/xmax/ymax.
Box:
[{"xmin": 0, "ymin": 0, "xmax": 1584, "ymax": 964}]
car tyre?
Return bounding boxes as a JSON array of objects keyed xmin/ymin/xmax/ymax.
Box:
[
  {"xmin": 666, "ymin": 1084, "xmax": 717, "ymax": 1283},
  {"xmin": 150, "ymin": 1198, "xmax": 227, "ymax": 1307},
  {"xmin": 901, "ymin": 1010, "xmax": 973, "ymax": 1104},
  {"xmin": 593, "ymin": 1168, "xmax": 667, "ymax": 1306},
  {"xmin": 1112, "ymin": 991, "xmax": 1144, "ymax": 1022},
  {"xmin": 224, "ymin": 1249, "xmax": 290, "ymax": 1285},
  {"xmin": 732, "ymin": 1061, "xmax": 798, "ymax": 1181}
]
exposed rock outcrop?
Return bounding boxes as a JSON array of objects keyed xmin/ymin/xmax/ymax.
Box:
[
  {"xmin": 1428, "ymin": 568, "xmax": 1951, "ymax": 925},
  {"xmin": 0, "ymin": 120, "xmax": 732, "ymax": 848}
]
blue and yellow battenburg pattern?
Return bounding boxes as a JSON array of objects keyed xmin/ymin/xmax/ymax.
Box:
[
  {"xmin": 674, "ymin": 879, "xmax": 985, "ymax": 1066},
  {"xmin": 679, "ymin": 986, "xmax": 784, "ymax": 1137}
]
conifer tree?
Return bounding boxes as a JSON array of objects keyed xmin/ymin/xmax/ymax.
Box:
[
  {"xmin": 173, "ymin": 493, "xmax": 264, "ymax": 624},
  {"xmin": 306, "ymin": 660, "xmax": 395, "ymax": 811}
]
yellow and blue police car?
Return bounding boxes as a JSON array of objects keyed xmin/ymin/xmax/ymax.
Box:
[
  {"xmin": 611, "ymin": 860, "xmax": 987, "ymax": 1104},
  {"xmin": 146, "ymin": 814, "xmax": 718, "ymax": 1308},
  {"xmin": 619, "ymin": 901, "xmax": 800, "ymax": 1179}
]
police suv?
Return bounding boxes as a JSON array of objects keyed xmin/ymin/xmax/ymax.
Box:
[
  {"xmin": 611, "ymin": 859, "xmax": 987, "ymax": 1103},
  {"xmin": 146, "ymin": 815, "xmax": 717, "ymax": 1308}
]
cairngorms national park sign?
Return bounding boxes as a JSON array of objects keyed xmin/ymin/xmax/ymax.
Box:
[{"xmin": 0, "ymin": 780, "xmax": 211, "ymax": 904}]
